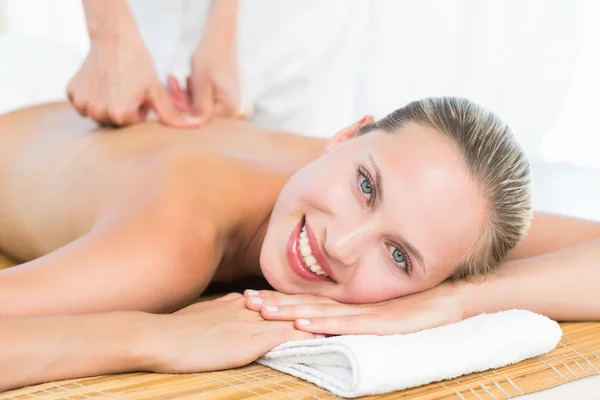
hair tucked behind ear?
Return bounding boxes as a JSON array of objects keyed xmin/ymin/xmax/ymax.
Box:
[{"xmin": 359, "ymin": 97, "xmax": 532, "ymax": 279}]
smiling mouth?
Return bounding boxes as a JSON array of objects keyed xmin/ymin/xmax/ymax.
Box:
[
  {"xmin": 286, "ymin": 216, "xmax": 332, "ymax": 282},
  {"xmin": 298, "ymin": 222, "xmax": 329, "ymax": 277}
]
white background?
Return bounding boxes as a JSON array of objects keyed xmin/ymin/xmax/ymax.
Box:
[{"xmin": 1, "ymin": 0, "xmax": 599, "ymax": 220}]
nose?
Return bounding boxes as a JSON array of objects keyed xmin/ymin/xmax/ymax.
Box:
[{"xmin": 323, "ymin": 218, "xmax": 376, "ymax": 267}]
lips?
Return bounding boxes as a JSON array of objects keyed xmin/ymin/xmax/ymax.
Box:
[
  {"xmin": 304, "ymin": 220, "xmax": 336, "ymax": 281},
  {"xmin": 286, "ymin": 216, "xmax": 334, "ymax": 282}
]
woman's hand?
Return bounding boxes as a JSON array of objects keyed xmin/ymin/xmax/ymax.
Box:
[
  {"xmin": 146, "ymin": 293, "xmax": 315, "ymax": 373},
  {"xmin": 243, "ymin": 282, "xmax": 468, "ymax": 336},
  {"xmin": 67, "ymin": 32, "xmax": 200, "ymax": 128}
]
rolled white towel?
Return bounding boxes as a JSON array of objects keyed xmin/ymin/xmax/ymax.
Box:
[{"xmin": 257, "ymin": 309, "xmax": 562, "ymax": 398}]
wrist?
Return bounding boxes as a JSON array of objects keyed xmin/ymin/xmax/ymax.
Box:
[
  {"xmin": 452, "ymin": 276, "xmax": 489, "ymax": 319},
  {"xmin": 83, "ymin": 0, "xmax": 138, "ymax": 41},
  {"xmin": 454, "ymin": 263, "xmax": 518, "ymax": 318},
  {"xmin": 204, "ymin": 0, "xmax": 238, "ymax": 44},
  {"xmin": 124, "ymin": 312, "xmax": 166, "ymax": 372}
]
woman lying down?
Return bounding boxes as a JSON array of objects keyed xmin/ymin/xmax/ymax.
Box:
[{"xmin": 0, "ymin": 97, "xmax": 599, "ymax": 392}]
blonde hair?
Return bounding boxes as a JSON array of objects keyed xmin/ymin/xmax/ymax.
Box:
[{"xmin": 359, "ymin": 97, "xmax": 532, "ymax": 279}]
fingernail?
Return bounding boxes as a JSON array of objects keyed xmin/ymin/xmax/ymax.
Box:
[
  {"xmin": 246, "ymin": 289, "xmax": 259, "ymax": 296},
  {"xmin": 297, "ymin": 319, "xmax": 311, "ymax": 326},
  {"xmin": 314, "ymin": 334, "xmax": 326, "ymax": 339},
  {"xmin": 250, "ymin": 296, "xmax": 263, "ymax": 304},
  {"xmin": 264, "ymin": 305, "xmax": 278, "ymax": 312},
  {"xmin": 185, "ymin": 115, "xmax": 202, "ymax": 124}
]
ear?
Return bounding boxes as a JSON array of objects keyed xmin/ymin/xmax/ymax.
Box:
[{"xmin": 324, "ymin": 115, "xmax": 375, "ymax": 153}]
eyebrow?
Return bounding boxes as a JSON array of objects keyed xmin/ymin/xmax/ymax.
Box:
[{"xmin": 368, "ymin": 153, "xmax": 427, "ymax": 275}]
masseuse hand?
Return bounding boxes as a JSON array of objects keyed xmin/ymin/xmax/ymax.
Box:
[
  {"xmin": 67, "ymin": 30, "xmax": 200, "ymax": 128},
  {"xmin": 147, "ymin": 293, "xmax": 315, "ymax": 373},
  {"xmin": 168, "ymin": 12, "xmax": 249, "ymax": 123},
  {"xmin": 243, "ymin": 282, "xmax": 469, "ymax": 336}
]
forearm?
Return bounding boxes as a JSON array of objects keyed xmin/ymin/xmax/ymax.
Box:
[
  {"xmin": 82, "ymin": 0, "xmax": 138, "ymax": 39},
  {"xmin": 0, "ymin": 311, "xmax": 155, "ymax": 392},
  {"xmin": 464, "ymin": 238, "xmax": 600, "ymax": 321},
  {"xmin": 204, "ymin": 0, "xmax": 239, "ymax": 43},
  {"xmin": 505, "ymin": 212, "xmax": 600, "ymax": 261}
]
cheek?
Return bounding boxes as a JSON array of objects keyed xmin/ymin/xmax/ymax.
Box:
[
  {"xmin": 338, "ymin": 267, "xmax": 438, "ymax": 303},
  {"xmin": 282, "ymin": 160, "xmax": 353, "ymax": 214}
]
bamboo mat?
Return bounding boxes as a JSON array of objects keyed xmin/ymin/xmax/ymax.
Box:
[
  {"xmin": 2, "ymin": 259, "xmax": 600, "ymax": 399},
  {"xmin": 1, "ymin": 321, "xmax": 599, "ymax": 400}
]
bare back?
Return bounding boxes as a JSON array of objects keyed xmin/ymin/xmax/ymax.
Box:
[
  {"xmin": 0, "ymin": 102, "xmax": 324, "ymax": 261},
  {"xmin": 0, "ymin": 102, "xmax": 325, "ymax": 315}
]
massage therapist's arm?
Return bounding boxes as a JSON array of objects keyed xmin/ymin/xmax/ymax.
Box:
[
  {"xmin": 463, "ymin": 212, "xmax": 600, "ymax": 321},
  {"xmin": 81, "ymin": 0, "xmax": 136, "ymax": 39}
]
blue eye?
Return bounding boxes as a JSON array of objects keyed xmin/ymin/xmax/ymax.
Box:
[
  {"xmin": 356, "ymin": 167, "xmax": 376, "ymax": 205},
  {"xmin": 389, "ymin": 245, "xmax": 408, "ymax": 271},
  {"xmin": 360, "ymin": 175, "xmax": 372, "ymax": 195}
]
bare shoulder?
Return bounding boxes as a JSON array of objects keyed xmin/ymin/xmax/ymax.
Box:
[{"xmin": 0, "ymin": 186, "xmax": 224, "ymax": 315}]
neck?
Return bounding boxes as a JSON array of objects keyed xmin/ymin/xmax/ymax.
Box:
[
  {"xmin": 221, "ymin": 179, "xmax": 283, "ymax": 280},
  {"xmin": 217, "ymin": 135, "xmax": 327, "ymax": 280}
]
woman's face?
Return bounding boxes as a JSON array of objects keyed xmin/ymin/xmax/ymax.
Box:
[{"xmin": 260, "ymin": 120, "xmax": 486, "ymax": 303}]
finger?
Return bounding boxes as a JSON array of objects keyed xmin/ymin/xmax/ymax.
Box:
[
  {"xmin": 260, "ymin": 303, "xmax": 368, "ymax": 321},
  {"xmin": 293, "ymin": 314, "xmax": 387, "ymax": 335},
  {"xmin": 213, "ymin": 80, "xmax": 240, "ymax": 118},
  {"xmin": 146, "ymin": 85, "xmax": 201, "ymax": 128},
  {"xmin": 244, "ymin": 293, "xmax": 339, "ymax": 313},
  {"xmin": 212, "ymin": 102, "xmax": 227, "ymax": 117},
  {"xmin": 214, "ymin": 292, "xmax": 244, "ymax": 302},
  {"xmin": 186, "ymin": 75, "xmax": 193, "ymax": 103},
  {"xmin": 138, "ymin": 103, "xmax": 150, "ymax": 122},
  {"xmin": 252, "ymin": 327, "xmax": 315, "ymax": 354},
  {"xmin": 86, "ymin": 105, "xmax": 109, "ymax": 125},
  {"xmin": 66, "ymin": 87, "xmax": 75, "ymax": 106},
  {"xmin": 212, "ymin": 101, "xmax": 247, "ymax": 119},
  {"xmin": 191, "ymin": 75, "xmax": 214, "ymax": 124},
  {"xmin": 70, "ymin": 96, "xmax": 88, "ymax": 117},
  {"xmin": 244, "ymin": 290, "xmax": 338, "ymax": 306},
  {"xmin": 167, "ymin": 75, "xmax": 191, "ymax": 113},
  {"xmin": 107, "ymin": 101, "xmax": 142, "ymax": 127},
  {"xmin": 244, "ymin": 294, "xmax": 265, "ymax": 311}
]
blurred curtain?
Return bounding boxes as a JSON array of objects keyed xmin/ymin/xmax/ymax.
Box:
[
  {"xmin": 1, "ymin": 0, "xmax": 598, "ymax": 170},
  {"xmin": 354, "ymin": 0, "xmax": 586, "ymax": 163}
]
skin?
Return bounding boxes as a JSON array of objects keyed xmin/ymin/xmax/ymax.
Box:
[
  {"xmin": 68, "ymin": 0, "xmax": 244, "ymax": 128},
  {"xmin": 0, "ymin": 101, "xmax": 484, "ymax": 315},
  {"xmin": 2, "ymin": 102, "xmax": 600, "ymax": 391},
  {"xmin": 260, "ymin": 121, "xmax": 486, "ymax": 303}
]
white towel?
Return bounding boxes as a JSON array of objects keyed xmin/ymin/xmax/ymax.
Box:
[{"xmin": 257, "ymin": 310, "xmax": 562, "ymax": 398}]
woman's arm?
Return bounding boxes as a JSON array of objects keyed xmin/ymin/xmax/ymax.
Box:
[
  {"xmin": 464, "ymin": 235, "xmax": 600, "ymax": 321},
  {"xmin": 1, "ymin": 295, "xmax": 313, "ymax": 392},
  {"xmin": 0, "ymin": 311, "xmax": 151, "ymax": 392},
  {"xmin": 243, "ymin": 212, "xmax": 600, "ymax": 335},
  {"xmin": 462, "ymin": 211, "xmax": 600, "ymax": 321},
  {"xmin": 505, "ymin": 212, "xmax": 600, "ymax": 260},
  {"xmin": 0, "ymin": 205, "xmax": 219, "ymax": 317}
]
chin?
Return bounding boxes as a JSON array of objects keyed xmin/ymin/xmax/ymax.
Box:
[
  {"xmin": 258, "ymin": 260, "xmax": 303, "ymax": 295},
  {"xmin": 258, "ymin": 253, "xmax": 286, "ymax": 292}
]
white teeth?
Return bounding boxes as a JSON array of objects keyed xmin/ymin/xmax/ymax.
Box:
[
  {"xmin": 305, "ymin": 255, "xmax": 317, "ymax": 266},
  {"xmin": 300, "ymin": 244, "xmax": 311, "ymax": 257},
  {"xmin": 297, "ymin": 222, "xmax": 328, "ymax": 277}
]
